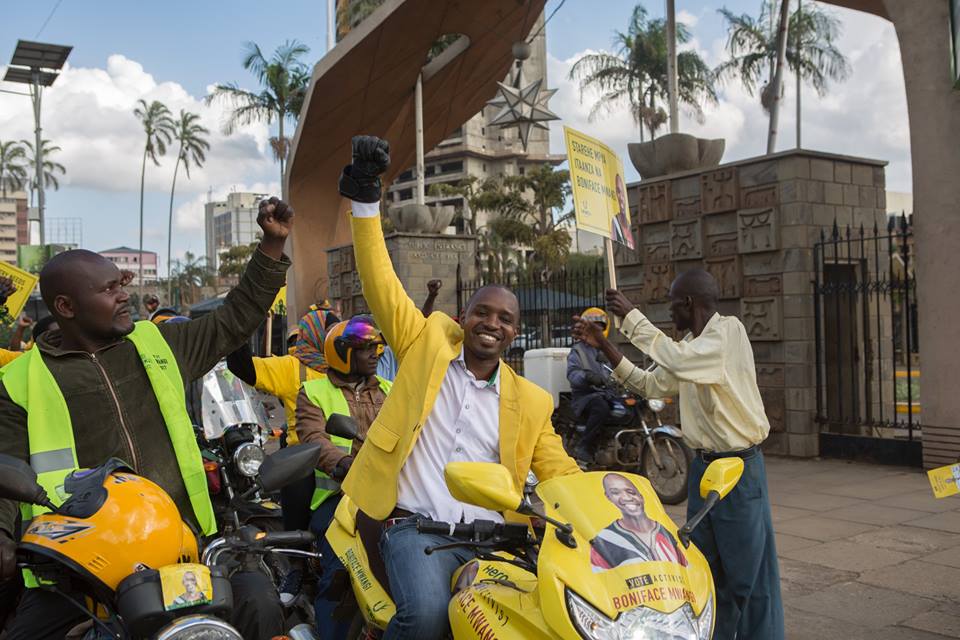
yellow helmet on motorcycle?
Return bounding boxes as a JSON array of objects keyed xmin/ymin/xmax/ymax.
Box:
[
  {"xmin": 20, "ymin": 459, "xmax": 199, "ymax": 602},
  {"xmin": 581, "ymin": 307, "xmax": 610, "ymax": 338},
  {"xmin": 323, "ymin": 315, "xmax": 385, "ymax": 374}
]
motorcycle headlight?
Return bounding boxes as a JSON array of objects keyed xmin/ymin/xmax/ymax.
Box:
[
  {"xmin": 233, "ymin": 442, "xmax": 265, "ymax": 477},
  {"xmin": 154, "ymin": 615, "xmax": 243, "ymax": 640},
  {"xmin": 647, "ymin": 399, "xmax": 666, "ymax": 413},
  {"xmin": 566, "ymin": 590, "xmax": 713, "ymax": 640}
]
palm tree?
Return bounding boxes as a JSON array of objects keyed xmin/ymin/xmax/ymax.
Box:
[
  {"xmin": 206, "ymin": 41, "xmax": 311, "ymax": 195},
  {"xmin": 569, "ymin": 5, "xmax": 717, "ymax": 141},
  {"xmin": 133, "ymin": 99, "xmax": 175, "ymax": 300},
  {"xmin": 716, "ymin": 0, "xmax": 850, "ymax": 148},
  {"xmin": 0, "ymin": 141, "xmax": 28, "ymax": 198},
  {"xmin": 171, "ymin": 251, "xmax": 215, "ymax": 306},
  {"xmin": 166, "ymin": 110, "xmax": 210, "ymax": 301},
  {"xmin": 21, "ymin": 139, "xmax": 66, "ymax": 206}
]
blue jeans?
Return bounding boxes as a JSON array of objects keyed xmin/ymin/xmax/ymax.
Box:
[
  {"xmin": 310, "ymin": 494, "xmax": 351, "ymax": 640},
  {"xmin": 380, "ymin": 517, "xmax": 475, "ymax": 640},
  {"xmin": 687, "ymin": 450, "xmax": 784, "ymax": 640}
]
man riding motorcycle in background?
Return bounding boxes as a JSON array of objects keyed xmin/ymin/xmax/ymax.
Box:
[
  {"xmin": 566, "ymin": 307, "xmax": 616, "ymax": 462},
  {"xmin": 295, "ymin": 314, "xmax": 392, "ymax": 639},
  {"xmin": 0, "ymin": 197, "xmax": 293, "ymax": 640},
  {"xmin": 337, "ymin": 134, "xmax": 580, "ymax": 640}
]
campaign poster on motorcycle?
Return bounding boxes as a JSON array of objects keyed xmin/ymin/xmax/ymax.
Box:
[
  {"xmin": 564, "ymin": 126, "xmax": 634, "ymax": 251},
  {"xmin": 160, "ymin": 563, "xmax": 213, "ymax": 611},
  {"xmin": 539, "ymin": 471, "xmax": 711, "ymax": 617}
]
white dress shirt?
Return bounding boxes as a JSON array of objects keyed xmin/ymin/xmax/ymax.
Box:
[
  {"xmin": 612, "ymin": 309, "xmax": 770, "ymax": 452},
  {"xmin": 395, "ymin": 350, "xmax": 504, "ymax": 523}
]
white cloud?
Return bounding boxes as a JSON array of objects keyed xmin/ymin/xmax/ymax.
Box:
[
  {"xmin": 677, "ymin": 9, "xmax": 699, "ymax": 28},
  {"xmin": 174, "ymin": 181, "xmax": 281, "ymax": 231},
  {"xmin": 0, "ymin": 54, "xmax": 278, "ymax": 195},
  {"xmin": 546, "ymin": 6, "xmax": 911, "ymax": 193}
]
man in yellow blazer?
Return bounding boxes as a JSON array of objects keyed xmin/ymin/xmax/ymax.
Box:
[{"xmin": 338, "ymin": 136, "xmax": 580, "ymax": 639}]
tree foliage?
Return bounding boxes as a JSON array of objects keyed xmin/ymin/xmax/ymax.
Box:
[
  {"xmin": 0, "ymin": 141, "xmax": 28, "ymax": 198},
  {"xmin": 569, "ymin": 5, "xmax": 717, "ymax": 140},
  {"xmin": 716, "ymin": 0, "xmax": 850, "ymax": 112},
  {"xmin": 218, "ymin": 242, "xmax": 258, "ymax": 278}
]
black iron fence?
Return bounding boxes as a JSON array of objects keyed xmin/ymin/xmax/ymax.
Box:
[
  {"xmin": 456, "ymin": 264, "xmax": 606, "ymax": 373},
  {"xmin": 814, "ymin": 214, "xmax": 919, "ymax": 463}
]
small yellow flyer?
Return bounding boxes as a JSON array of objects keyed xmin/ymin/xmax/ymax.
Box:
[
  {"xmin": 927, "ymin": 463, "xmax": 960, "ymax": 499},
  {"xmin": 0, "ymin": 262, "xmax": 39, "ymax": 320},
  {"xmin": 160, "ymin": 563, "xmax": 213, "ymax": 611}
]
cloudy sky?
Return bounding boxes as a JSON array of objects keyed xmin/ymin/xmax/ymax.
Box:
[{"xmin": 0, "ymin": 1, "xmax": 911, "ymax": 276}]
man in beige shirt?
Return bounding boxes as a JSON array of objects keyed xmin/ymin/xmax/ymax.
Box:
[{"xmin": 573, "ymin": 269, "xmax": 783, "ymax": 640}]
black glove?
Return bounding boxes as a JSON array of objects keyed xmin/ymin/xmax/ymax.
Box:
[
  {"xmin": 332, "ymin": 456, "xmax": 354, "ymax": 482},
  {"xmin": 338, "ymin": 135, "xmax": 391, "ymax": 203},
  {"xmin": 585, "ymin": 371, "xmax": 605, "ymax": 387}
]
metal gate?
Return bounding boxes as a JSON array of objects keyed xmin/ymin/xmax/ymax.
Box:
[{"xmin": 813, "ymin": 214, "xmax": 920, "ymax": 465}]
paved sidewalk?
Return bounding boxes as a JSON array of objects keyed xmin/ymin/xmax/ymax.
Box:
[{"xmin": 663, "ymin": 455, "xmax": 960, "ymax": 639}]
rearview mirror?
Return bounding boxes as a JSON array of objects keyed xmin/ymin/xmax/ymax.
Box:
[
  {"xmin": 445, "ymin": 462, "xmax": 522, "ymax": 513},
  {"xmin": 258, "ymin": 443, "xmax": 323, "ymax": 494},
  {"xmin": 0, "ymin": 453, "xmax": 52, "ymax": 507},
  {"xmin": 325, "ymin": 414, "xmax": 360, "ymax": 441},
  {"xmin": 699, "ymin": 457, "xmax": 744, "ymax": 501}
]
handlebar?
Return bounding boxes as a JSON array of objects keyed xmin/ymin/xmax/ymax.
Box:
[
  {"xmin": 417, "ymin": 519, "xmax": 530, "ymax": 543},
  {"xmin": 253, "ymin": 530, "xmax": 316, "ymax": 547}
]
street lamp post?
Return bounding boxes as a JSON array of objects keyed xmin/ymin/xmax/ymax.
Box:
[{"xmin": 3, "ymin": 40, "xmax": 72, "ymax": 247}]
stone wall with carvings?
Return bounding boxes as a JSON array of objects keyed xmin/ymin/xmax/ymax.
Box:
[
  {"xmin": 327, "ymin": 233, "xmax": 478, "ymax": 319},
  {"xmin": 617, "ymin": 150, "xmax": 889, "ymax": 457}
]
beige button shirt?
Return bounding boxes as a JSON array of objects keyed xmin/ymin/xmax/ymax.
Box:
[{"xmin": 612, "ymin": 309, "xmax": 770, "ymax": 452}]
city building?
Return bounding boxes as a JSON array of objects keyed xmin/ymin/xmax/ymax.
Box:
[
  {"xmin": 204, "ymin": 191, "xmax": 267, "ymax": 271},
  {"xmin": 0, "ymin": 190, "xmax": 27, "ymax": 265},
  {"xmin": 383, "ymin": 14, "xmax": 563, "ymax": 234},
  {"xmin": 99, "ymin": 246, "xmax": 158, "ymax": 285}
]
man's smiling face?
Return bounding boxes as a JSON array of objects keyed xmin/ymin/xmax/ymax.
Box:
[{"xmin": 460, "ymin": 286, "xmax": 519, "ymax": 361}]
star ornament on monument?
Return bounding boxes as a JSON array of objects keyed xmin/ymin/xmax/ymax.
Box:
[{"xmin": 486, "ymin": 76, "xmax": 559, "ymax": 149}]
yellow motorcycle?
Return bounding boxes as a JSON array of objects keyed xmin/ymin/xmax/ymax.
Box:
[{"xmin": 325, "ymin": 419, "xmax": 744, "ymax": 639}]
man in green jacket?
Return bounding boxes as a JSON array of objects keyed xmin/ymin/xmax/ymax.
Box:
[{"xmin": 0, "ymin": 196, "xmax": 293, "ymax": 640}]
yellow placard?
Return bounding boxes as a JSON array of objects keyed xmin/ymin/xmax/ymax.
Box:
[
  {"xmin": 564, "ymin": 126, "xmax": 634, "ymax": 250},
  {"xmin": 927, "ymin": 463, "xmax": 960, "ymax": 499},
  {"xmin": 272, "ymin": 284, "xmax": 287, "ymax": 315},
  {"xmin": 160, "ymin": 563, "xmax": 213, "ymax": 611},
  {"xmin": 0, "ymin": 262, "xmax": 39, "ymax": 320}
]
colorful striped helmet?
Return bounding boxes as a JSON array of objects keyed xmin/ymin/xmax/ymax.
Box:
[
  {"xmin": 323, "ymin": 315, "xmax": 385, "ymax": 374},
  {"xmin": 581, "ymin": 307, "xmax": 610, "ymax": 338}
]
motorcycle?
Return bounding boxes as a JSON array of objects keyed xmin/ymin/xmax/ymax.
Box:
[
  {"xmin": 557, "ymin": 366, "xmax": 693, "ymax": 505},
  {"xmin": 325, "ymin": 416, "xmax": 744, "ymax": 639},
  {"xmin": 198, "ymin": 361, "xmax": 284, "ymax": 532},
  {"xmin": 0, "ymin": 453, "xmax": 242, "ymax": 639}
]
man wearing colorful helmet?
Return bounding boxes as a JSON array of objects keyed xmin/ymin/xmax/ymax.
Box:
[
  {"xmin": 295, "ymin": 314, "xmax": 391, "ymax": 639},
  {"xmin": 337, "ymin": 135, "xmax": 579, "ymax": 639},
  {"xmin": 567, "ymin": 307, "xmax": 615, "ymax": 462},
  {"xmin": 0, "ymin": 196, "xmax": 293, "ymax": 640}
]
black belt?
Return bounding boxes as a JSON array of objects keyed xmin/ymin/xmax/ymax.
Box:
[
  {"xmin": 696, "ymin": 445, "xmax": 759, "ymax": 463},
  {"xmin": 383, "ymin": 507, "xmax": 416, "ymax": 530}
]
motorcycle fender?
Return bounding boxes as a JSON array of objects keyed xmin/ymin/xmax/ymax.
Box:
[
  {"xmin": 326, "ymin": 500, "xmax": 395, "ymax": 630},
  {"xmin": 651, "ymin": 424, "xmax": 683, "ymax": 440},
  {"xmin": 449, "ymin": 581, "xmax": 552, "ymax": 639}
]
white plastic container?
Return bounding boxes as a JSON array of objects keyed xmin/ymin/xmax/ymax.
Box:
[{"xmin": 524, "ymin": 347, "xmax": 572, "ymax": 409}]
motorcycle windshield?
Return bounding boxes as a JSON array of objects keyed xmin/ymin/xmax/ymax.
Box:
[
  {"xmin": 200, "ymin": 361, "xmax": 269, "ymax": 439},
  {"xmin": 535, "ymin": 471, "xmax": 714, "ymax": 629}
]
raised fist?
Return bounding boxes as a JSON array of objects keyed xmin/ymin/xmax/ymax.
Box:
[
  {"xmin": 339, "ymin": 135, "xmax": 391, "ymax": 203},
  {"xmin": 257, "ymin": 196, "xmax": 295, "ymax": 242}
]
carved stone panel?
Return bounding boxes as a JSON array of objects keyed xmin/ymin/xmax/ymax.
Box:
[
  {"xmin": 637, "ymin": 182, "xmax": 672, "ymax": 225},
  {"xmin": 644, "ymin": 243, "xmax": 670, "ymax": 264},
  {"xmin": 705, "ymin": 231, "xmax": 738, "ymax": 257},
  {"xmin": 673, "ymin": 196, "xmax": 700, "ymax": 219},
  {"xmin": 705, "ymin": 256, "xmax": 741, "ymax": 299},
  {"xmin": 328, "ymin": 275, "xmax": 341, "ymax": 298},
  {"xmin": 670, "ymin": 218, "xmax": 703, "ymax": 260},
  {"xmin": 757, "ymin": 364, "xmax": 785, "ymax": 388},
  {"xmin": 340, "ymin": 248, "xmax": 355, "ymax": 273},
  {"xmin": 741, "ymin": 297, "xmax": 783, "ymax": 341},
  {"xmin": 742, "ymin": 252, "xmax": 781, "ymax": 276},
  {"xmin": 642, "ymin": 222, "xmax": 670, "ymax": 264},
  {"xmin": 642, "ymin": 263, "xmax": 674, "ymax": 303},
  {"xmin": 741, "ymin": 184, "xmax": 779, "ymax": 209},
  {"xmin": 620, "ymin": 285, "xmax": 645, "ymax": 307},
  {"xmin": 738, "ymin": 207, "xmax": 779, "ymax": 254},
  {"xmin": 760, "ymin": 388, "xmax": 786, "ymax": 432},
  {"xmin": 700, "ymin": 168, "xmax": 739, "ymax": 214},
  {"xmin": 743, "ymin": 274, "xmax": 783, "ymax": 297}
]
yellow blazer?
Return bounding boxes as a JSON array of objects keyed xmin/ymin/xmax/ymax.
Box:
[{"xmin": 341, "ymin": 215, "xmax": 581, "ymax": 519}]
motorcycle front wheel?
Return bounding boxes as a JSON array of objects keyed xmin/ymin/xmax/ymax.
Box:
[{"xmin": 641, "ymin": 435, "xmax": 692, "ymax": 505}]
